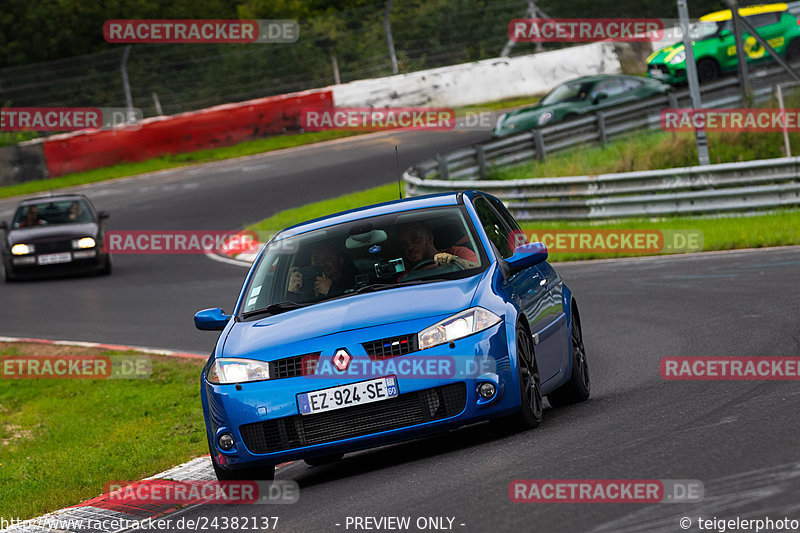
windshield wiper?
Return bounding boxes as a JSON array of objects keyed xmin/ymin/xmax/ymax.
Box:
[
  {"xmin": 241, "ymin": 301, "xmax": 309, "ymax": 319},
  {"xmin": 354, "ymin": 279, "xmax": 445, "ymax": 295}
]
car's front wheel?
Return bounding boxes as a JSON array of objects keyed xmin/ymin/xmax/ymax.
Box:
[
  {"xmin": 696, "ymin": 58, "xmax": 720, "ymax": 84},
  {"xmin": 3, "ymin": 264, "xmax": 16, "ymax": 283},
  {"xmin": 787, "ymin": 39, "xmax": 800, "ymax": 62},
  {"xmin": 491, "ymin": 323, "xmax": 542, "ymax": 433},
  {"xmin": 547, "ymin": 304, "xmax": 590, "ymax": 407}
]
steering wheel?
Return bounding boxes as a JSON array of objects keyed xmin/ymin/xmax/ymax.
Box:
[
  {"xmin": 409, "ymin": 258, "xmax": 465, "ymax": 273},
  {"xmin": 409, "ymin": 259, "xmax": 437, "ymax": 272}
]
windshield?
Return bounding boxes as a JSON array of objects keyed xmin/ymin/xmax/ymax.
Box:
[
  {"xmin": 691, "ymin": 20, "xmax": 725, "ymax": 40},
  {"xmin": 239, "ymin": 206, "xmax": 486, "ymax": 317},
  {"xmin": 12, "ymin": 199, "xmax": 94, "ymax": 228},
  {"xmin": 540, "ymin": 81, "xmax": 595, "ymax": 105}
]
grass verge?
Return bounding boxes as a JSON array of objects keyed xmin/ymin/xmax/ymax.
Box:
[
  {"xmin": 245, "ymin": 183, "xmax": 800, "ymax": 260},
  {"xmin": 0, "ymin": 342, "xmax": 207, "ymax": 520}
]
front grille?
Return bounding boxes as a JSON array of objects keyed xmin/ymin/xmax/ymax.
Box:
[
  {"xmin": 270, "ymin": 353, "xmax": 320, "ymax": 380},
  {"xmin": 362, "ymin": 334, "xmax": 418, "ymax": 360},
  {"xmin": 33, "ymin": 240, "xmax": 73, "ymax": 253},
  {"xmin": 239, "ymin": 382, "xmax": 466, "ymax": 454}
]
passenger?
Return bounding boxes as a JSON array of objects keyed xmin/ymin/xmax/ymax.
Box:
[
  {"xmin": 68, "ymin": 201, "xmax": 83, "ymax": 221},
  {"xmin": 287, "ymin": 244, "xmax": 355, "ymax": 299}
]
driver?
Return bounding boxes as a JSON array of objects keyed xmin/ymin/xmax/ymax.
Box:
[{"xmin": 397, "ymin": 222, "xmax": 479, "ymax": 272}]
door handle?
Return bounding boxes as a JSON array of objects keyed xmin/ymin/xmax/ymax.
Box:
[{"xmin": 539, "ymin": 278, "xmax": 547, "ymax": 287}]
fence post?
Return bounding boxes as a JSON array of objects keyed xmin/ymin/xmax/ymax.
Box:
[
  {"xmin": 476, "ymin": 144, "xmax": 487, "ymax": 179},
  {"xmin": 668, "ymin": 92, "xmax": 678, "ymax": 109},
  {"xmin": 533, "ymin": 130, "xmax": 546, "ymax": 162},
  {"xmin": 597, "ymin": 113, "xmax": 607, "ymax": 146},
  {"xmin": 436, "ymin": 154, "xmax": 449, "ymax": 180}
]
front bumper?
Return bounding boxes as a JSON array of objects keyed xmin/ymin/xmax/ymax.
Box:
[
  {"xmin": 647, "ymin": 62, "xmax": 686, "ymax": 84},
  {"xmin": 6, "ymin": 249, "xmax": 106, "ymax": 277},
  {"xmin": 202, "ymin": 320, "xmax": 518, "ymax": 470}
]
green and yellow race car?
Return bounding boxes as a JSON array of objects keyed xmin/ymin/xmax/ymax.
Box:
[{"xmin": 647, "ymin": 3, "xmax": 800, "ymax": 84}]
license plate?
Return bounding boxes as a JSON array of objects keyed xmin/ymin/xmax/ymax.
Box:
[
  {"xmin": 37, "ymin": 252, "xmax": 72, "ymax": 265},
  {"xmin": 298, "ymin": 376, "xmax": 398, "ymax": 416}
]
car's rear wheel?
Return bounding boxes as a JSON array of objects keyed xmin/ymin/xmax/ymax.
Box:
[
  {"xmin": 696, "ymin": 58, "xmax": 719, "ymax": 84},
  {"xmin": 209, "ymin": 440, "xmax": 275, "ymax": 480},
  {"xmin": 547, "ymin": 304, "xmax": 590, "ymax": 407},
  {"xmin": 491, "ymin": 323, "xmax": 542, "ymax": 433},
  {"xmin": 304, "ymin": 453, "xmax": 344, "ymax": 467}
]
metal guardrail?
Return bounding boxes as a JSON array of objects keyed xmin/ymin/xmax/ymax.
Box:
[
  {"xmin": 405, "ymin": 157, "xmax": 800, "ymax": 220},
  {"xmin": 404, "ymin": 65, "xmax": 800, "ymax": 219}
]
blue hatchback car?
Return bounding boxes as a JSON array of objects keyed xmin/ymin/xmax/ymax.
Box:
[{"xmin": 195, "ymin": 191, "xmax": 590, "ymax": 480}]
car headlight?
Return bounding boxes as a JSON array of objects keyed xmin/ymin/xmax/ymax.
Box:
[
  {"xmin": 207, "ymin": 358, "xmax": 270, "ymax": 384},
  {"xmin": 669, "ymin": 51, "xmax": 686, "ymax": 64},
  {"xmin": 537, "ymin": 112, "xmax": 554, "ymax": 126},
  {"xmin": 418, "ymin": 307, "xmax": 502, "ymax": 350},
  {"xmin": 11, "ymin": 243, "xmax": 34, "ymax": 255},
  {"xmin": 72, "ymin": 237, "xmax": 96, "ymax": 249}
]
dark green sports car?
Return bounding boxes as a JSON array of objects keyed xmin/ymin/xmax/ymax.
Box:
[{"xmin": 492, "ymin": 75, "xmax": 671, "ymax": 137}]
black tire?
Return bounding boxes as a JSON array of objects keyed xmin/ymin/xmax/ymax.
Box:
[
  {"xmin": 787, "ymin": 39, "xmax": 800, "ymax": 63},
  {"xmin": 696, "ymin": 58, "xmax": 719, "ymax": 84},
  {"xmin": 98, "ymin": 255, "xmax": 112, "ymax": 276},
  {"xmin": 3, "ymin": 265, "xmax": 16, "ymax": 283},
  {"xmin": 547, "ymin": 304, "xmax": 590, "ymax": 407},
  {"xmin": 304, "ymin": 453, "xmax": 344, "ymax": 467},
  {"xmin": 491, "ymin": 323, "xmax": 543, "ymax": 433},
  {"xmin": 209, "ymin": 440, "xmax": 275, "ymax": 481}
]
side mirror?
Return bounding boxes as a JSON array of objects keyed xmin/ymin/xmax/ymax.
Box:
[
  {"xmin": 592, "ymin": 92, "xmax": 608, "ymax": 105},
  {"xmin": 194, "ymin": 308, "xmax": 231, "ymax": 331},
  {"xmin": 97, "ymin": 211, "xmax": 110, "ymax": 221},
  {"xmin": 505, "ymin": 242, "xmax": 548, "ymax": 273}
]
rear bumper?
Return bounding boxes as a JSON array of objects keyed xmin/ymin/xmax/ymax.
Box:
[{"xmin": 202, "ymin": 322, "xmax": 519, "ymax": 470}]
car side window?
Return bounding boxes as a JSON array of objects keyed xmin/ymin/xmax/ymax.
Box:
[
  {"xmin": 592, "ymin": 79, "xmax": 625, "ymax": 99},
  {"xmin": 746, "ymin": 12, "xmax": 780, "ymax": 28},
  {"xmin": 473, "ymin": 197, "xmax": 514, "ymax": 259},
  {"xmin": 622, "ymin": 78, "xmax": 644, "ymax": 91}
]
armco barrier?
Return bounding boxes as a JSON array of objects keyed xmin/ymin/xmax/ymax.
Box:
[
  {"xmin": 40, "ymin": 89, "xmax": 333, "ymax": 177},
  {"xmin": 404, "ymin": 157, "xmax": 800, "ymax": 220}
]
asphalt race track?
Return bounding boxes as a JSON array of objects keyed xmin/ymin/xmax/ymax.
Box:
[{"xmin": 2, "ymin": 130, "xmax": 800, "ymax": 532}]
